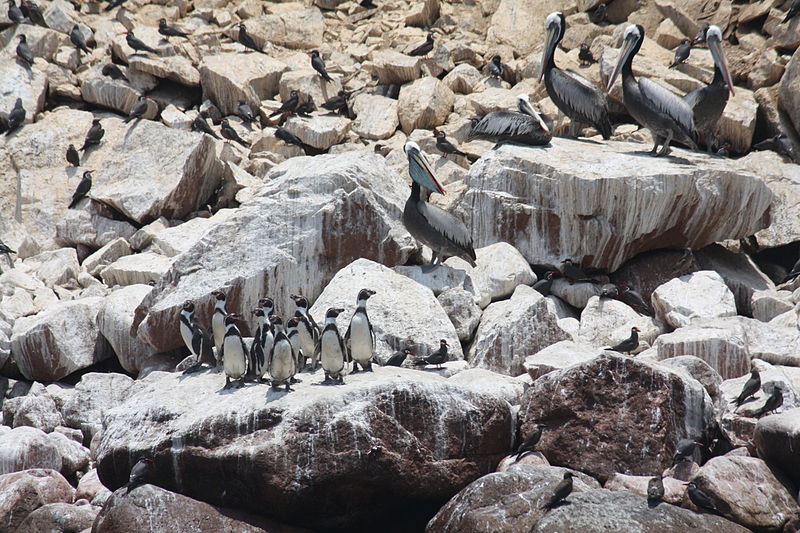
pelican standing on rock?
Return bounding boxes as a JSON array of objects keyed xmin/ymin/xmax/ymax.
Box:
[
  {"xmin": 607, "ymin": 25, "xmax": 697, "ymax": 156},
  {"xmin": 682, "ymin": 25, "xmax": 735, "ymax": 152},
  {"xmin": 468, "ymin": 95, "xmax": 552, "ymax": 147},
  {"xmin": 402, "ymin": 142, "xmax": 476, "ymax": 270},
  {"xmin": 541, "ymin": 12, "xmax": 613, "ymax": 139}
]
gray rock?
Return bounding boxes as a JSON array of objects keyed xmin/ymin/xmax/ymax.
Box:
[
  {"xmin": 649, "ymin": 325, "xmax": 749, "ymax": 380},
  {"xmin": 62, "ymin": 373, "xmax": 135, "ymax": 443},
  {"xmin": 368, "ymin": 50, "xmax": 421, "ymax": 85},
  {"xmin": 652, "ymin": 271, "xmax": 738, "ymax": 328},
  {"xmin": 754, "ymin": 408, "xmax": 800, "ymax": 486},
  {"xmin": 283, "ymin": 115, "xmax": 350, "ymax": 150},
  {"xmin": 81, "ymin": 238, "xmax": 132, "ymax": 277},
  {"xmin": 199, "ymin": 53, "xmax": 287, "ymax": 116},
  {"xmin": 751, "ymin": 290, "xmax": 794, "ymax": 322},
  {"xmin": 352, "ymin": 94, "xmax": 399, "ymax": 141},
  {"xmin": 240, "ymin": 8, "xmax": 324, "ymax": 50},
  {"xmin": 694, "ymin": 245, "xmax": 775, "ymax": 316},
  {"xmin": 549, "ymin": 278, "xmax": 605, "ymax": 309},
  {"xmin": 47, "ymin": 431, "xmax": 90, "ymax": 478},
  {"xmin": 658, "ymin": 356, "xmax": 723, "ymax": 403},
  {"xmin": 446, "ymin": 368, "xmax": 527, "ymax": 406},
  {"xmin": 128, "ymin": 55, "xmax": 200, "ymax": 87},
  {"xmin": 398, "ymin": 77, "xmax": 455, "ymax": 134},
  {"xmin": 437, "ymin": 288, "xmax": 482, "ymax": 341},
  {"xmin": 23, "ymin": 248, "xmax": 80, "ymax": 288},
  {"xmin": 14, "ymin": 502, "xmax": 98, "ymax": 533},
  {"xmin": 97, "ymin": 285, "xmax": 157, "ymax": 375},
  {"xmin": 577, "ymin": 296, "xmax": 663, "ymax": 352},
  {"xmin": 0, "ymin": 427, "xmax": 62, "ymax": 475},
  {"xmin": 100, "ymin": 252, "xmax": 174, "ymax": 287},
  {"xmin": 444, "ymin": 242, "xmax": 537, "ymax": 303},
  {"xmin": 2, "ymin": 387, "xmax": 63, "ymax": 432},
  {"xmin": 523, "ymin": 340, "xmax": 603, "ymax": 380}
]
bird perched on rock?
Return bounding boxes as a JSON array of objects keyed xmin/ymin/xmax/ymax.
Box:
[
  {"xmin": 715, "ymin": 140, "xmax": 733, "ymax": 157},
  {"xmin": 237, "ymin": 100, "xmax": 255, "ymax": 124},
  {"xmin": 783, "ymin": 0, "xmax": 800, "ymax": 23},
  {"xmin": 753, "ymin": 133, "xmax": 796, "ymax": 162},
  {"xmin": 288, "ymin": 295, "xmax": 318, "ymax": 370},
  {"xmin": 318, "ymin": 307, "xmax": 348, "ymax": 384},
  {"xmin": 16, "ymin": 35, "xmax": 33, "ymax": 68},
  {"xmin": 433, "ymin": 129, "xmax": 468, "ymax": 159},
  {"xmin": 543, "ymin": 472, "xmax": 574, "ymax": 509},
  {"xmin": 275, "ymin": 127, "xmax": 319, "ymax": 155},
  {"xmin": 692, "ymin": 23, "xmax": 711, "ymax": 46},
  {"xmin": 102, "ymin": 63, "xmax": 128, "ymax": 81},
  {"xmin": 5, "ymin": 98, "xmax": 25, "ymax": 137},
  {"xmin": 669, "ymin": 39, "xmax": 692, "ymax": 68},
  {"xmin": 673, "ymin": 438, "xmax": 703, "ymax": 465},
  {"xmin": 513, "ymin": 424, "xmax": 547, "ymax": 461},
  {"xmin": 269, "ymin": 90, "xmax": 299, "ymax": 118},
  {"xmin": 0, "ymin": 240, "xmax": 16, "ymax": 263},
  {"xmin": 647, "ymin": 475, "xmax": 664, "ymax": 506},
  {"xmin": 125, "ymin": 95, "xmax": 148, "ymax": 123},
  {"xmin": 754, "ymin": 387, "xmax": 783, "ymax": 417},
  {"xmin": 408, "ymin": 32, "xmax": 434, "ymax": 57},
  {"xmin": 222, "ymin": 314, "xmax": 248, "ymax": 389},
  {"xmin": 488, "ymin": 55, "xmax": 504, "ymax": 78},
  {"xmin": 359, "ymin": 0, "xmax": 377, "ymax": 7},
  {"xmin": 735, "ymin": 369, "xmax": 761, "ymax": 406},
  {"xmin": 559, "ymin": 258, "xmax": 596, "ymax": 283},
  {"xmin": 413, "ymin": 339, "xmax": 449, "ymax": 369},
  {"xmin": 179, "ymin": 300, "xmax": 215, "ymax": 373},
  {"xmin": 210, "ymin": 289, "xmax": 228, "ymax": 364},
  {"xmin": 68, "ymin": 170, "xmax": 93, "ymax": 208},
  {"xmin": 295, "ymin": 95, "xmax": 316, "ymax": 116},
  {"xmin": 578, "ymin": 43, "xmax": 594, "ymax": 66},
  {"xmin": 310, "ymin": 50, "xmax": 332, "ymax": 82},
  {"xmin": 322, "ymin": 90, "xmax": 349, "ymax": 116},
  {"xmin": 686, "ymin": 481, "xmax": 717, "ymax": 513},
  {"xmin": 127, "ymin": 31, "xmax": 158, "ymax": 55},
  {"xmin": 237, "ymin": 23, "xmax": 262, "ymax": 53},
  {"xmin": 20, "ymin": 1, "xmax": 46, "ymax": 26},
  {"xmin": 605, "ymin": 327, "xmax": 640, "ymax": 355},
  {"xmin": 599, "ymin": 283, "xmax": 619, "ymax": 298},
  {"xmin": 66, "ymin": 144, "xmax": 80, "ymax": 167},
  {"xmin": 385, "ymin": 348, "xmax": 413, "ymax": 367},
  {"xmin": 248, "ymin": 306, "xmax": 273, "ymax": 382},
  {"xmin": 126, "ymin": 457, "xmax": 154, "ymax": 493},
  {"xmin": 532, "ymin": 271, "xmax": 558, "ymax": 296},
  {"xmin": 8, "ymin": 0, "xmax": 26, "ymax": 24},
  {"xmin": 80, "ymin": 119, "xmax": 104, "ymax": 150},
  {"xmin": 191, "ymin": 111, "xmax": 220, "ymax": 139},
  {"xmin": 617, "ymin": 284, "xmax": 653, "ymax": 316},
  {"xmin": 70, "ymin": 25, "xmax": 91, "ymax": 55},
  {"xmin": 589, "ymin": 2, "xmax": 606, "ymax": 24},
  {"xmin": 105, "ymin": 0, "xmax": 126, "ymax": 11},
  {"xmin": 269, "ymin": 316, "xmax": 296, "ymax": 392},
  {"xmin": 158, "ymin": 18, "xmax": 189, "ymax": 38},
  {"xmin": 783, "ymin": 255, "xmax": 800, "ymax": 283},
  {"xmin": 346, "ymin": 288, "xmax": 376, "ymax": 373},
  {"xmin": 220, "ymin": 119, "xmax": 250, "ymax": 147}
]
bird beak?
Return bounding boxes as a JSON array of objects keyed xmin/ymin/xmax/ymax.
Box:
[
  {"xmin": 607, "ymin": 33, "xmax": 638, "ymax": 92},
  {"xmin": 518, "ymin": 98, "xmax": 550, "ymax": 133},
  {"xmin": 708, "ymin": 37, "xmax": 735, "ymax": 96},
  {"xmin": 540, "ymin": 24, "xmax": 558, "ymax": 83},
  {"xmin": 407, "ymin": 146, "xmax": 446, "ymax": 195}
]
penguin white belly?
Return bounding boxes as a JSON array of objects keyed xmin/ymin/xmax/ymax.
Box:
[
  {"xmin": 289, "ymin": 336, "xmax": 303, "ymax": 366},
  {"xmin": 262, "ymin": 333, "xmax": 275, "ymax": 377},
  {"xmin": 270, "ymin": 343, "xmax": 295, "ymax": 383},
  {"xmin": 212, "ymin": 314, "xmax": 225, "ymax": 350},
  {"xmin": 298, "ymin": 328, "xmax": 315, "ymax": 361},
  {"xmin": 223, "ymin": 337, "xmax": 247, "ymax": 379},
  {"xmin": 180, "ymin": 321, "xmax": 195, "ymax": 355},
  {"xmin": 349, "ymin": 314, "xmax": 373, "ymax": 364},
  {"xmin": 321, "ymin": 331, "xmax": 344, "ymax": 375}
]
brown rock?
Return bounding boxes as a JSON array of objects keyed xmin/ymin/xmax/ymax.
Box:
[
  {"xmin": 62, "ymin": 373, "xmax": 135, "ymax": 443},
  {"xmin": 604, "ymin": 473, "xmax": 687, "ymax": 505},
  {"xmin": 0, "ymin": 469, "xmax": 74, "ymax": 533},
  {"xmin": 368, "ymin": 50, "xmax": 421, "ymax": 85},
  {"xmin": 754, "ymin": 408, "xmax": 800, "ymax": 485},
  {"xmin": 780, "ymin": 46, "xmax": 800, "ymax": 138},
  {"xmin": 405, "ymin": 0, "xmax": 439, "ymax": 27},
  {"xmin": 0, "ymin": 428, "xmax": 63, "ymax": 475},
  {"xmin": 128, "ymin": 55, "xmax": 200, "ymax": 87},
  {"xmin": 2, "ymin": 390, "xmax": 63, "ymax": 433},
  {"xmin": 240, "ymin": 8, "xmax": 324, "ymax": 50},
  {"xmin": 14, "ymin": 502, "xmax": 98, "ymax": 533},
  {"xmin": 397, "ymin": 77, "xmax": 454, "ymax": 134},
  {"xmin": 519, "ymin": 353, "xmax": 715, "ymax": 482},
  {"xmin": 199, "ymin": 53, "xmax": 288, "ymax": 116}
]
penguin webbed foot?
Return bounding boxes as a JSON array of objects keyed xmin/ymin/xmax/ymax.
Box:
[
  {"xmin": 366, "ymin": 363, "xmax": 374, "ymax": 372},
  {"xmin": 284, "ymin": 383, "xmax": 293, "ymax": 392},
  {"xmin": 223, "ymin": 377, "xmax": 232, "ymax": 390},
  {"xmin": 351, "ymin": 363, "xmax": 360, "ymax": 373},
  {"xmin": 290, "ymin": 376, "xmax": 300, "ymax": 384},
  {"xmin": 237, "ymin": 377, "xmax": 246, "ymax": 388},
  {"xmin": 182, "ymin": 363, "xmax": 203, "ymax": 375}
]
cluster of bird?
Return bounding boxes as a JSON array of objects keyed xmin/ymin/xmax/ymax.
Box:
[{"xmin": 178, "ymin": 288, "xmax": 450, "ymax": 392}]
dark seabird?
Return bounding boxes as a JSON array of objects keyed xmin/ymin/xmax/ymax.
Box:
[
  {"xmin": 220, "ymin": 119, "xmax": 250, "ymax": 147},
  {"xmin": 80, "ymin": 119, "xmax": 104, "ymax": 150},
  {"xmin": 127, "ymin": 31, "xmax": 159, "ymax": 55},
  {"xmin": 488, "ymin": 55, "xmax": 503, "ymax": 78},
  {"xmin": 158, "ymin": 18, "xmax": 189, "ymax": 38},
  {"xmin": 408, "ymin": 32, "xmax": 434, "ymax": 57},
  {"xmin": 753, "ymin": 133, "xmax": 796, "ymax": 161},
  {"xmin": 237, "ymin": 23, "xmax": 262, "ymax": 53},
  {"xmin": 599, "ymin": 283, "xmax": 619, "ymax": 298},
  {"xmin": 433, "ymin": 129, "xmax": 467, "ymax": 158},
  {"xmin": 102, "ymin": 63, "xmax": 128, "ymax": 81},
  {"xmin": 192, "ymin": 111, "xmax": 220, "ymax": 139},
  {"xmin": 70, "ymin": 25, "xmax": 91, "ymax": 55},
  {"xmin": 735, "ymin": 370, "xmax": 761, "ymax": 406},
  {"xmin": 715, "ymin": 140, "xmax": 732, "ymax": 157},
  {"xmin": 669, "ymin": 39, "xmax": 692, "ymax": 68},
  {"xmin": 541, "ymin": 13, "xmax": 612, "ymax": 139},
  {"xmin": 647, "ymin": 475, "xmax": 664, "ymax": 506},
  {"xmin": 384, "ymin": 348, "xmax": 413, "ymax": 367},
  {"xmin": 683, "ymin": 26, "xmax": 735, "ymax": 152},
  {"xmin": 513, "ymin": 423, "xmax": 547, "ymax": 461},
  {"xmin": 782, "ymin": 255, "xmax": 800, "ymax": 283},
  {"xmin": 608, "ymin": 25, "xmax": 697, "ymax": 156},
  {"xmin": 532, "ymin": 271, "xmax": 558, "ymax": 296},
  {"xmin": 692, "ymin": 23, "xmax": 710, "ymax": 45},
  {"xmin": 274, "ymin": 127, "xmax": 318, "ymax": 154},
  {"xmin": 754, "ymin": 387, "xmax": 783, "ymax": 418},
  {"xmin": 66, "ymin": 144, "xmax": 80, "ymax": 167},
  {"xmin": 578, "ymin": 43, "xmax": 594, "ymax": 66},
  {"xmin": 222, "ymin": 314, "xmax": 248, "ymax": 389},
  {"xmin": 672, "ymin": 438, "xmax": 702, "ymax": 465},
  {"xmin": 20, "ymin": 0, "xmax": 45, "ymax": 26},
  {"xmin": 105, "ymin": 0, "xmax": 126, "ymax": 11},
  {"xmin": 126, "ymin": 457, "xmax": 154, "ymax": 493},
  {"xmin": 0, "ymin": 240, "xmax": 16, "ymax": 262},
  {"xmin": 69, "ymin": 170, "xmax": 93, "ymax": 208},
  {"xmin": 360, "ymin": 0, "xmax": 377, "ymax": 7},
  {"xmin": 16, "ymin": 35, "xmax": 34, "ymax": 68},
  {"xmin": 318, "ymin": 307, "xmax": 348, "ymax": 384},
  {"xmin": 295, "ymin": 95, "xmax": 316, "ymax": 116},
  {"xmin": 783, "ymin": 0, "xmax": 800, "ymax": 23},
  {"xmin": 543, "ymin": 472, "xmax": 574, "ymax": 509},
  {"xmin": 617, "ymin": 284, "xmax": 653, "ymax": 316},
  {"xmin": 413, "ymin": 339, "xmax": 449, "ymax": 369},
  {"xmin": 237, "ymin": 100, "xmax": 255, "ymax": 124},
  {"xmin": 125, "ymin": 95, "xmax": 148, "ymax": 123},
  {"xmin": 8, "ymin": 0, "xmax": 26, "ymax": 24},
  {"xmin": 686, "ymin": 481, "xmax": 717, "ymax": 513},
  {"xmin": 559, "ymin": 258, "xmax": 596, "ymax": 283},
  {"xmin": 403, "ymin": 141, "xmax": 477, "ymax": 268},
  {"xmin": 269, "ymin": 90, "xmax": 299, "ymax": 118},
  {"xmin": 5, "ymin": 98, "xmax": 25, "ymax": 136},
  {"xmin": 468, "ymin": 94, "xmax": 552, "ymax": 146},
  {"xmin": 589, "ymin": 2, "xmax": 606, "ymax": 24},
  {"xmin": 310, "ymin": 50, "xmax": 332, "ymax": 82},
  {"xmin": 606, "ymin": 327, "xmax": 640, "ymax": 355},
  {"xmin": 322, "ymin": 90, "xmax": 349, "ymax": 115}
]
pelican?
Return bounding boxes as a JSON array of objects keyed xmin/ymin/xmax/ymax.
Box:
[
  {"xmin": 607, "ymin": 25, "xmax": 697, "ymax": 156},
  {"xmin": 541, "ymin": 12, "xmax": 613, "ymax": 139},
  {"xmin": 468, "ymin": 94, "xmax": 552, "ymax": 146},
  {"xmin": 402, "ymin": 142, "xmax": 476, "ymax": 270},
  {"xmin": 682, "ymin": 25, "xmax": 735, "ymax": 152}
]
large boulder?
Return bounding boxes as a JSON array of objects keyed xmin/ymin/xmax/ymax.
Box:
[
  {"xmin": 651, "ymin": 271, "xmax": 737, "ymax": 328},
  {"xmin": 523, "ymin": 341, "xmax": 604, "ymax": 380},
  {"xmin": 577, "ymin": 296, "xmax": 663, "ymax": 351},
  {"xmin": 0, "ymin": 469, "xmax": 74, "ymax": 533},
  {"xmin": 96, "ymin": 285, "xmax": 157, "ymax": 375},
  {"xmin": 779, "ymin": 45, "xmax": 800, "ymax": 138},
  {"xmin": 14, "ymin": 502, "xmax": 98, "ymax": 533},
  {"xmin": 11, "ymin": 297, "xmax": 113, "ymax": 382},
  {"xmin": 519, "ymin": 353, "xmax": 715, "ymax": 481},
  {"xmin": 241, "ymin": 8, "xmax": 324, "ymax": 50},
  {"xmin": 0, "ymin": 427, "xmax": 62, "ymax": 475},
  {"xmin": 95, "ymin": 367, "xmax": 513, "ymax": 531},
  {"xmin": 199, "ymin": 54, "xmax": 287, "ymax": 116},
  {"xmin": 62, "ymin": 373, "xmax": 135, "ymax": 443},
  {"xmin": 754, "ymin": 408, "xmax": 800, "ymax": 485},
  {"xmin": 398, "ymin": 77, "xmax": 455, "ymax": 134},
  {"xmin": 133, "ymin": 151, "xmax": 415, "ymax": 353},
  {"xmin": 309, "ymin": 259, "xmax": 462, "ymax": 362},
  {"xmin": 455, "ymin": 141, "xmax": 772, "ymax": 271}
]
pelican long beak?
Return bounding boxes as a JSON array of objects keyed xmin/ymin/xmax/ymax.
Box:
[
  {"xmin": 406, "ymin": 145, "xmax": 446, "ymax": 195},
  {"xmin": 708, "ymin": 37, "xmax": 735, "ymax": 96},
  {"xmin": 518, "ymin": 97, "xmax": 550, "ymax": 133},
  {"xmin": 539, "ymin": 26, "xmax": 558, "ymax": 83},
  {"xmin": 607, "ymin": 35, "xmax": 637, "ymax": 92}
]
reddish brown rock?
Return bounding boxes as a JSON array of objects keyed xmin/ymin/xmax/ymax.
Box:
[
  {"xmin": 519, "ymin": 354, "xmax": 715, "ymax": 482},
  {"xmin": 14, "ymin": 502, "xmax": 98, "ymax": 533},
  {"xmin": 0, "ymin": 469, "xmax": 75, "ymax": 533}
]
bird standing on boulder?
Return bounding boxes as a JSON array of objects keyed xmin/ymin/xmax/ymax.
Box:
[
  {"xmin": 126, "ymin": 457, "xmax": 154, "ymax": 493},
  {"xmin": 68, "ymin": 170, "xmax": 93, "ymax": 208},
  {"xmin": 413, "ymin": 339, "xmax": 449, "ymax": 369},
  {"xmin": 783, "ymin": 0, "xmax": 800, "ymax": 23},
  {"xmin": 8, "ymin": 0, "xmax": 26, "ymax": 24},
  {"xmin": 468, "ymin": 94, "xmax": 552, "ymax": 147},
  {"xmin": 617, "ymin": 284, "xmax": 653, "ymax": 316},
  {"xmin": 578, "ymin": 43, "xmax": 594, "ymax": 66},
  {"xmin": 669, "ymin": 39, "xmax": 692, "ymax": 68},
  {"xmin": 20, "ymin": 1, "xmax": 46, "ymax": 27},
  {"xmin": 70, "ymin": 25, "xmax": 91, "ymax": 55},
  {"xmin": 754, "ymin": 387, "xmax": 784, "ymax": 418},
  {"xmin": 220, "ymin": 119, "xmax": 250, "ymax": 147},
  {"xmin": 559, "ymin": 258, "xmax": 596, "ymax": 283},
  {"xmin": 647, "ymin": 475, "xmax": 664, "ymax": 506},
  {"xmin": 345, "ymin": 289, "xmax": 376, "ymax": 373},
  {"xmin": 275, "ymin": 127, "xmax": 317, "ymax": 155},
  {"xmin": 210, "ymin": 290, "xmax": 228, "ymax": 365},
  {"xmin": 237, "ymin": 23, "xmax": 262, "ymax": 53},
  {"xmin": 385, "ymin": 348, "xmax": 413, "ymax": 367},
  {"xmin": 735, "ymin": 369, "xmax": 761, "ymax": 406},
  {"xmin": 513, "ymin": 424, "xmax": 547, "ymax": 461},
  {"xmin": 80, "ymin": 119, "xmax": 104, "ymax": 151},
  {"xmin": 125, "ymin": 95, "xmax": 148, "ymax": 123},
  {"xmin": 179, "ymin": 300, "xmax": 215, "ymax": 373},
  {"xmin": 5, "ymin": 98, "xmax": 25, "ymax": 137},
  {"xmin": 191, "ymin": 111, "xmax": 220, "ymax": 139},
  {"xmin": 222, "ymin": 314, "xmax": 248, "ymax": 389},
  {"xmin": 433, "ymin": 129, "xmax": 468, "ymax": 159},
  {"xmin": 269, "ymin": 316, "xmax": 296, "ymax": 392},
  {"xmin": 158, "ymin": 18, "xmax": 189, "ymax": 39},
  {"xmin": 289, "ymin": 295, "xmax": 318, "ymax": 371},
  {"xmin": 605, "ymin": 326, "xmax": 640, "ymax": 355},
  {"xmin": 66, "ymin": 144, "xmax": 80, "ymax": 167},
  {"xmin": 248, "ymin": 307, "xmax": 272, "ymax": 382},
  {"xmin": 488, "ymin": 55, "xmax": 503, "ymax": 78},
  {"xmin": 127, "ymin": 31, "xmax": 159, "ymax": 55},
  {"xmin": 102, "ymin": 64, "xmax": 128, "ymax": 81},
  {"xmin": 322, "ymin": 90, "xmax": 349, "ymax": 116},
  {"xmin": 543, "ymin": 472, "xmax": 574, "ymax": 509},
  {"xmin": 237, "ymin": 100, "xmax": 255, "ymax": 124},
  {"xmin": 686, "ymin": 481, "xmax": 717, "ymax": 513},
  {"xmin": 310, "ymin": 50, "xmax": 333, "ymax": 82},
  {"xmin": 673, "ymin": 438, "xmax": 703, "ymax": 465},
  {"xmin": 753, "ymin": 133, "xmax": 796, "ymax": 162},
  {"xmin": 16, "ymin": 35, "xmax": 34, "ymax": 68},
  {"xmin": 532, "ymin": 271, "xmax": 558, "ymax": 296},
  {"xmin": 269, "ymin": 90, "xmax": 299, "ymax": 118},
  {"xmin": 318, "ymin": 307, "xmax": 348, "ymax": 384},
  {"xmin": 408, "ymin": 32, "xmax": 434, "ymax": 57}
]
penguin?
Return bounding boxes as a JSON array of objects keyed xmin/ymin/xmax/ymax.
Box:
[
  {"xmin": 345, "ymin": 289, "xmax": 376, "ymax": 373},
  {"xmin": 317, "ymin": 307, "xmax": 348, "ymax": 384},
  {"xmin": 248, "ymin": 308, "xmax": 271, "ymax": 381},
  {"xmin": 290, "ymin": 294, "xmax": 320, "ymax": 369},
  {"xmin": 210, "ymin": 289, "xmax": 228, "ymax": 365},
  {"xmin": 222, "ymin": 314, "xmax": 248, "ymax": 389},
  {"xmin": 179, "ymin": 300, "xmax": 214, "ymax": 373},
  {"xmin": 269, "ymin": 316, "xmax": 296, "ymax": 392},
  {"xmin": 286, "ymin": 316, "xmax": 304, "ymax": 375}
]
